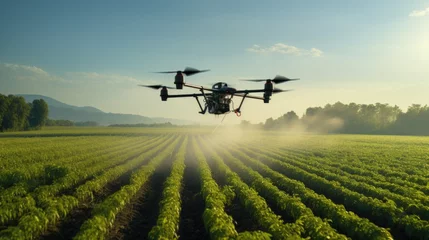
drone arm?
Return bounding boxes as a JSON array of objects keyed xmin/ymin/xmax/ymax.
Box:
[
  {"xmin": 184, "ymin": 83, "xmax": 217, "ymax": 92},
  {"xmin": 162, "ymin": 93, "xmax": 209, "ymax": 114},
  {"xmin": 234, "ymin": 89, "xmax": 266, "ymax": 94},
  {"xmin": 234, "ymin": 93, "xmax": 265, "ymax": 100},
  {"xmin": 166, "ymin": 93, "xmax": 212, "ymax": 98}
]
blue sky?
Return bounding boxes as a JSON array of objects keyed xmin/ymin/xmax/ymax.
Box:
[{"xmin": 1, "ymin": 0, "xmax": 429, "ymax": 124}]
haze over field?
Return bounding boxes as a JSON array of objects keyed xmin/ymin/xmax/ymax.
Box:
[{"xmin": 1, "ymin": 0, "xmax": 429, "ymax": 124}]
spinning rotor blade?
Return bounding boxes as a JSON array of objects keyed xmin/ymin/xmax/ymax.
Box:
[
  {"xmin": 240, "ymin": 79, "xmax": 266, "ymax": 82},
  {"xmin": 272, "ymin": 88, "xmax": 293, "ymax": 94},
  {"xmin": 154, "ymin": 71, "xmax": 178, "ymax": 74},
  {"xmin": 182, "ymin": 67, "xmax": 210, "ymax": 76},
  {"xmin": 153, "ymin": 67, "xmax": 210, "ymax": 76},
  {"xmin": 138, "ymin": 84, "xmax": 175, "ymax": 90},
  {"xmin": 241, "ymin": 75, "xmax": 299, "ymax": 84},
  {"xmin": 272, "ymin": 75, "xmax": 299, "ymax": 84}
]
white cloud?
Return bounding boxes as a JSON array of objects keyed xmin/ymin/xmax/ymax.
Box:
[
  {"xmin": 409, "ymin": 7, "xmax": 429, "ymax": 17},
  {"xmin": 0, "ymin": 63, "xmax": 141, "ymax": 87},
  {"xmin": 0, "ymin": 63, "xmax": 65, "ymax": 82},
  {"xmin": 247, "ymin": 43, "xmax": 324, "ymax": 57},
  {"xmin": 66, "ymin": 72, "xmax": 140, "ymax": 84},
  {"xmin": 4, "ymin": 63, "xmax": 49, "ymax": 76},
  {"xmin": 310, "ymin": 48, "xmax": 323, "ymax": 57}
]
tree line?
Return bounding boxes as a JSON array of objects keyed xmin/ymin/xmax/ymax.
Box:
[
  {"xmin": 3, "ymin": 93, "xmax": 428, "ymax": 135},
  {"xmin": 253, "ymin": 102, "xmax": 429, "ymax": 135},
  {"xmin": 0, "ymin": 94, "xmax": 48, "ymax": 132},
  {"xmin": 46, "ymin": 119, "xmax": 99, "ymax": 127}
]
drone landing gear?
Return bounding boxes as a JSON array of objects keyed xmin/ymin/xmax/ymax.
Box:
[
  {"xmin": 233, "ymin": 93, "xmax": 248, "ymax": 117},
  {"xmin": 194, "ymin": 96, "xmax": 207, "ymax": 114}
]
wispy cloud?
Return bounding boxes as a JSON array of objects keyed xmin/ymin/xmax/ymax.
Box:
[
  {"xmin": 409, "ymin": 7, "xmax": 429, "ymax": 17},
  {"xmin": 247, "ymin": 43, "xmax": 324, "ymax": 57},
  {"xmin": 66, "ymin": 72, "xmax": 140, "ymax": 84},
  {"xmin": 0, "ymin": 63, "xmax": 65, "ymax": 82},
  {"xmin": 0, "ymin": 62, "xmax": 142, "ymax": 86}
]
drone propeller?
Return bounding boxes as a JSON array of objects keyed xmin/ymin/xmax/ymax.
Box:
[
  {"xmin": 154, "ymin": 67, "xmax": 210, "ymax": 76},
  {"xmin": 241, "ymin": 75, "xmax": 299, "ymax": 84},
  {"xmin": 272, "ymin": 88, "xmax": 293, "ymax": 94},
  {"xmin": 138, "ymin": 84, "xmax": 175, "ymax": 90}
]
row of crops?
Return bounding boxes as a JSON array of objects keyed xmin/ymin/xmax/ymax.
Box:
[{"xmin": 0, "ymin": 130, "xmax": 428, "ymax": 239}]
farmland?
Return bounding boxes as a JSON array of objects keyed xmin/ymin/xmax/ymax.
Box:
[{"xmin": 0, "ymin": 127, "xmax": 428, "ymax": 240}]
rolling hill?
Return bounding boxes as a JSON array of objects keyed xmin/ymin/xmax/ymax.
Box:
[{"xmin": 18, "ymin": 94, "xmax": 194, "ymax": 125}]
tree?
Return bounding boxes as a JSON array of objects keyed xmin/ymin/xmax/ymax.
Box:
[
  {"xmin": 281, "ymin": 111, "xmax": 299, "ymax": 123},
  {"xmin": 304, "ymin": 107, "xmax": 323, "ymax": 117},
  {"xmin": 1, "ymin": 95, "xmax": 30, "ymax": 131},
  {"xmin": 0, "ymin": 95, "xmax": 50, "ymax": 132},
  {"xmin": 391, "ymin": 104, "xmax": 429, "ymax": 135},
  {"xmin": 28, "ymin": 99, "xmax": 49, "ymax": 129},
  {"xmin": 240, "ymin": 120, "xmax": 251, "ymax": 128},
  {"xmin": 0, "ymin": 94, "xmax": 10, "ymax": 130},
  {"xmin": 46, "ymin": 119, "xmax": 74, "ymax": 126},
  {"xmin": 273, "ymin": 111, "xmax": 300, "ymax": 130},
  {"xmin": 264, "ymin": 117, "xmax": 275, "ymax": 129},
  {"xmin": 75, "ymin": 121, "xmax": 98, "ymax": 127}
]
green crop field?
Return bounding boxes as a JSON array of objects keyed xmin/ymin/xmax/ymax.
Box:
[{"xmin": 0, "ymin": 127, "xmax": 428, "ymax": 240}]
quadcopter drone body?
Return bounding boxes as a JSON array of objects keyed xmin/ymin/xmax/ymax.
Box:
[{"xmin": 140, "ymin": 67, "xmax": 298, "ymax": 116}]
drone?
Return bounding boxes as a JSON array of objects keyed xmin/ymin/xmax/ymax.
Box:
[{"xmin": 139, "ymin": 67, "xmax": 298, "ymax": 116}]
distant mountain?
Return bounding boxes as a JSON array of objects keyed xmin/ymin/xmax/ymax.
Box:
[
  {"xmin": 18, "ymin": 94, "xmax": 195, "ymax": 125},
  {"xmin": 19, "ymin": 95, "xmax": 104, "ymax": 113}
]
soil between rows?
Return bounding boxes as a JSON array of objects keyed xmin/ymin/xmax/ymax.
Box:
[
  {"xmin": 40, "ymin": 138, "xmax": 173, "ymax": 240},
  {"xmin": 177, "ymin": 143, "xmax": 209, "ymax": 240},
  {"xmin": 203, "ymin": 148, "xmax": 262, "ymax": 234},
  {"xmin": 108, "ymin": 160, "xmax": 172, "ymax": 240},
  {"xmin": 41, "ymin": 166, "xmax": 134, "ymax": 240}
]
